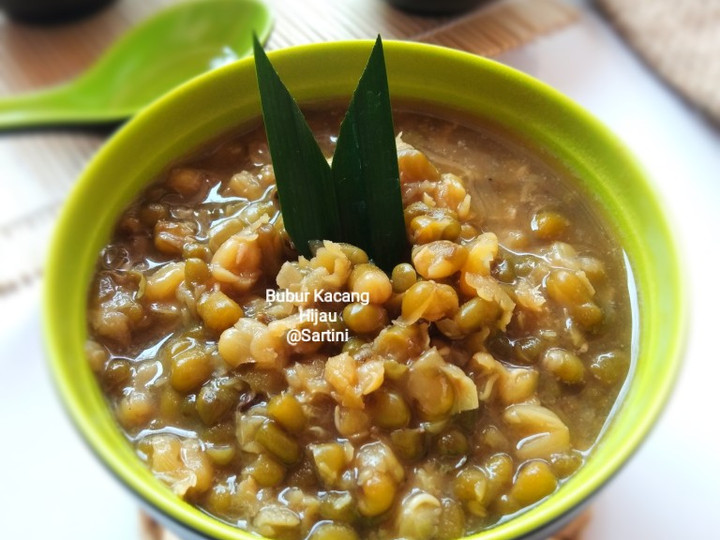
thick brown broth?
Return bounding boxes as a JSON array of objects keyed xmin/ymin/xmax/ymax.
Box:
[{"xmin": 86, "ymin": 107, "xmax": 632, "ymax": 540}]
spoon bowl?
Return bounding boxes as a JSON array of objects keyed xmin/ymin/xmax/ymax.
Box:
[{"xmin": 0, "ymin": 0, "xmax": 272, "ymax": 129}]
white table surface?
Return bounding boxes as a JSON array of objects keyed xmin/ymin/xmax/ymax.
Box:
[{"xmin": 1, "ymin": 1, "xmax": 718, "ymax": 538}]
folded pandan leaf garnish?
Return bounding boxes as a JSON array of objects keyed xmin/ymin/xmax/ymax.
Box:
[{"xmin": 253, "ymin": 36, "xmax": 407, "ymax": 272}]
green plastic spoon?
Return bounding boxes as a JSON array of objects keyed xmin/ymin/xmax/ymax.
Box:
[{"xmin": 0, "ymin": 0, "xmax": 272, "ymax": 130}]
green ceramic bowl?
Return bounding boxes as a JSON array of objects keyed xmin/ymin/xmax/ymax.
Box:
[{"xmin": 44, "ymin": 41, "xmax": 685, "ymax": 539}]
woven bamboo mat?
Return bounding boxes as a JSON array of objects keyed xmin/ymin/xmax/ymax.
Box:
[
  {"xmin": 597, "ymin": 0, "xmax": 720, "ymax": 123},
  {"xmin": 0, "ymin": 0, "xmax": 578, "ymax": 296}
]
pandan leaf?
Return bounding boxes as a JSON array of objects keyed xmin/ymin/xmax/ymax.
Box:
[
  {"xmin": 331, "ymin": 36, "xmax": 407, "ymax": 272},
  {"xmin": 252, "ymin": 36, "xmax": 340, "ymax": 257},
  {"xmin": 253, "ymin": 36, "xmax": 408, "ymax": 270}
]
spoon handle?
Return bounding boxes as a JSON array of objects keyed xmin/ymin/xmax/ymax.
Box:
[{"xmin": 0, "ymin": 86, "xmax": 119, "ymax": 130}]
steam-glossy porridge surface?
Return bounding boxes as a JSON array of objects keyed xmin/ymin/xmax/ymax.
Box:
[{"xmin": 86, "ymin": 108, "xmax": 632, "ymax": 540}]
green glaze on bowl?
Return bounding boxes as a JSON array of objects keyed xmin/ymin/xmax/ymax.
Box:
[{"xmin": 44, "ymin": 41, "xmax": 686, "ymax": 540}]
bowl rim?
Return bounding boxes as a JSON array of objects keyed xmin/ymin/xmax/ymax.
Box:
[{"xmin": 43, "ymin": 39, "xmax": 687, "ymax": 540}]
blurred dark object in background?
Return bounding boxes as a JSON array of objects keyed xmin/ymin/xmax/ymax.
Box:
[
  {"xmin": 386, "ymin": 0, "xmax": 486, "ymax": 15},
  {"xmin": 0, "ymin": 0, "xmax": 116, "ymax": 24}
]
